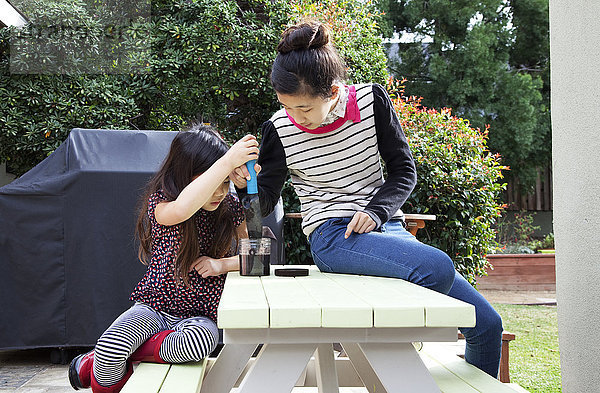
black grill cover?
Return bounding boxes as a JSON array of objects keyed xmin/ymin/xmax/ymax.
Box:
[{"xmin": 0, "ymin": 128, "xmax": 284, "ymax": 350}]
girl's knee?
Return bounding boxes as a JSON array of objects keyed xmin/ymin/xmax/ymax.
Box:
[
  {"xmin": 94, "ymin": 336, "xmax": 130, "ymax": 365},
  {"xmin": 183, "ymin": 327, "xmax": 218, "ymax": 361},
  {"xmin": 467, "ymin": 307, "xmax": 503, "ymax": 344},
  {"xmin": 425, "ymin": 252, "xmax": 456, "ymax": 293},
  {"xmin": 484, "ymin": 309, "xmax": 504, "ymax": 338},
  {"xmin": 170, "ymin": 318, "xmax": 219, "ymax": 362}
]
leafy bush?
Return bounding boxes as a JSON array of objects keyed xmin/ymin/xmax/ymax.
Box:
[
  {"xmin": 288, "ymin": 0, "xmax": 388, "ymax": 86},
  {"xmin": 1, "ymin": 0, "xmax": 387, "ymax": 177},
  {"xmin": 146, "ymin": 0, "xmax": 289, "ymax": 135},
  {"xmin": 0, "ymin": 0, "xmax": 142, "ymax": 175},
  {"xmin": 0, "ymin": 0, "xmax": 290, "ymax": 175},
  {"xmin": 540, "ymin": 233, "xmax": 555, "ymax": 250},
  {"xmin": 388, "ymin": 78, "xmax": 507, "ymax": 283}
]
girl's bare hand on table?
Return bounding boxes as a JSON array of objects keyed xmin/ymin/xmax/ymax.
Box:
[{"xmin": 190, "ymin": 256, "xmax": 227, "ymax": 277}]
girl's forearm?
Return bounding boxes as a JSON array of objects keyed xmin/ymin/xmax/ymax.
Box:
[
  {"xmin": 221, "ymin": 255, "xmax": 240, "ymax": 272},
  {"xmin": 176, "ymin": 155, "xmax": 232, "ymax": 209},
  {"xmin": 157, "ymin": 155, "xmax": 234, "ymax": 225}
]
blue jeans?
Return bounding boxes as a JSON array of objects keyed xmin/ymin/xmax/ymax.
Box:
[{"xmin": 309, "ymin": 217, "xmax": 503, "ymax": 377}]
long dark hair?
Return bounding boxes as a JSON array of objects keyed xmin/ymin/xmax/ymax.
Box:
[
  {"xmin": 136, "ymin": 124, "xmax": 238, "ymax": 286},
  {"xmin": 271, "ymin": 20, "xmax": 347, "ymax": 98}
]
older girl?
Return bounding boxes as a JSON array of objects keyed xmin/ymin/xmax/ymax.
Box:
[{"xmin": 234, "ymin": 21, "xmax": 503, "ymax": 377}]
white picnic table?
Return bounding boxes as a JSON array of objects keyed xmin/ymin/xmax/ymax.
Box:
[{"xmin": 200, "ymin": 265, "xmax": 476, "ymax": 393}]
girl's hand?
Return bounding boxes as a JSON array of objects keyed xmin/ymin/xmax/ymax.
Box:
[
  {"xmin": 344, "ymin": 211, "xmax": 377, "ymax": 239},
  {"xmin": 190, "ymin": 256, "xmax": 226, "ymax": 278},
  {"xmin": 224, "ymin": 135, "xmax": 259, "ymax": 171},
  {"xmin": 230, "ymin": 162, "xmax": 262, "ymax": 189}
]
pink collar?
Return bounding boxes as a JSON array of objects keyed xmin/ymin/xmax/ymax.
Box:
[{"xmin": 286, "ymin": 85, "xmax": 361, "ymax": 134}]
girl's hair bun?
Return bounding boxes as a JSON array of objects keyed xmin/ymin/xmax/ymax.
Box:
[
  {"xmin": 277, "ymin": 20, "xmax": 331, "ymax": 54},
  {"xmin": 271, "ymin": 19, "xmax": 346, "ymax": 98}
]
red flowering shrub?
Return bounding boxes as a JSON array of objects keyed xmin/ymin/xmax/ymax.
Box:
[{"xmin": 388, "ymin": 78, "xmax": 507, "ymax": 283}]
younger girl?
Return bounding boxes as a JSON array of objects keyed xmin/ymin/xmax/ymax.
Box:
[
  {"xmin": 234, "ymin": 21, "xmax": 503, "ymax": 377},
  {"xmin": 69, "ymin": 125, "xmax": 259, "ymax": 392}
]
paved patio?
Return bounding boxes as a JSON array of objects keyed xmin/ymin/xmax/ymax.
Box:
[{"xmin": 478, "ymin": 289, "xmax": 556, "ymax": 305}]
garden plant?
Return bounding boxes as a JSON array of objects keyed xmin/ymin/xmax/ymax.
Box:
[
  {"xmin": 388, "ymin": 78, "xmax": 506, "ymax": 282},
  {"xmin": 493, "ymin": 210, "xmax": 555, "ymax": 254}
]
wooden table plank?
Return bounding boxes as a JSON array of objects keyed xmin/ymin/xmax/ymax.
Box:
[
  {"xmin": 360, "ymin": 276, "xmax": 475, "ymax": 328},
  {"xmin": 295, "ymin": 268, "xmax": 373, "ymax": 328},
  {"xmin": 359, "ymin": 342, "xmax": 441, "ymax": 393},
  {"xmin": 419, "ymin": 354, "xmax": 480, "ymax": 393},
  {"xmin": 159, "ymin": 359, "xmax": 208, "ymax": 393},
  {"xmin": 218, "ymin": 273, "xmax": 269, "ymax": 329},
  {"xmin": 120, "ymin": 363, "xmax": 170, "ymax": 393},
  {"xmin": 324, "ymin": 273, "xmax": 426, "ymax": 327},
  {"xmin": 236, "ymin": 344, "xmax": 318, "ymax": 393},
  {"xmin": 314, "ymin": 344, "xmax": 340, "ymax": 393},
  {"xmin": 222, "ymin": 327, "xmax": 460, "ymax": 345},
  {"xmin": 341, "ymin": 342, "xmax": 386, "ymax": 393},
  {"xmin": 199, "ymin": 344, "xmax": 256, "ymax": 393},
  {"xmin": 403, "ymin": 214, "xmax": 437, "ymax": 221},
  {"xmin": 260, "ymin": 275, "xmax": 322, "ymax": 328},
  {"xmin": 421, "ymin": 344, "xmax": 516, "ymax": 392}
]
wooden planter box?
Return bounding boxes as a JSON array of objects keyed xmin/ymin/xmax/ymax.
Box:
[{"xmin": 477, "ymin": 254, "xmax": 556, "ymax": 291}]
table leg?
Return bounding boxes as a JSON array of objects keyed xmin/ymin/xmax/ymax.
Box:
[
  {"xmin": 237, "ymin": 343, "xmax": 318, "ymax": 393},
  {"xmin": 315, "ymin": 343, "xmax": 340, "ymax": 393},
  {"xmin": 341, "ymin": 342, "xmax": 387, "ymax": 393},
  {"xmin": 200, "ymin": 344, "xmax": 256, "ymax": 393},
  {"xmin": 359, "ymin": 342, "xmax": 441, "ymax": 393}
]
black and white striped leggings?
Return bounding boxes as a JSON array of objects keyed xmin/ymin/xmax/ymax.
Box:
[{"xmin": 93, "ymin": 303, "xmax": 219, "ymax": 387}]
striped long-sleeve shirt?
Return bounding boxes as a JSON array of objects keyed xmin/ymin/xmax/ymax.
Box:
[{"xmin": 248, "ymin": 83, "xmax": 417, "ymax": 237}]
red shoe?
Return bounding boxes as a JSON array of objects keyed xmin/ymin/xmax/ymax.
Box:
[
  {"xmin": 90, "ymin": 361, "xmax": 133, "ymax": 393},
  {"xmin": 129, "ymin": 330, "xmax": 174, "ymax": 363},
  {"xmin": 68, "ymin": 350, "xmax": 94, "ymax": 390}
]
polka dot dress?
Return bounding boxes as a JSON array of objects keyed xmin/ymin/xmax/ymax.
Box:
[{"xmin": 130, "ymin": 190, "xmax": 245, "ymax": 322}]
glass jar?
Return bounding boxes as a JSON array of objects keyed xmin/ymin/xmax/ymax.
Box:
[{"xmin": 239, "ymin": 238, "xmax": 271, "ymax": 276}]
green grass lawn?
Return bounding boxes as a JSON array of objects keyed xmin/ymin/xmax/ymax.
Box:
[{"xmin": 493, "ymin": 304, "xmax": 561, "ymax": 393}]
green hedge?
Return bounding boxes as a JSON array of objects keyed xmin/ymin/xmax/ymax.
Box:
[
  {"xmin": 389, "ymin": 79, "xmax": 506, "ymax": 283},
  {"xmin": 0, "ymin": 0, "xmax": 143, "ymax": 175},
  {"xmin": 0, "ymin": 0, "xmax": 291, "ymax": 175},
  {"xmin": 1, "ymin": 0, "xmax": 388, "ymax": 176}
]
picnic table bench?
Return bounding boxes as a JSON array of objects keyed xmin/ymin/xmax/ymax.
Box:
[
  {"xmin": 122, "ymin": 266, "xmax": 521, "ymax": 392},
  {"xmin": 121, "ymin": 359, "xmax": 208, "ymax": 393}
]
